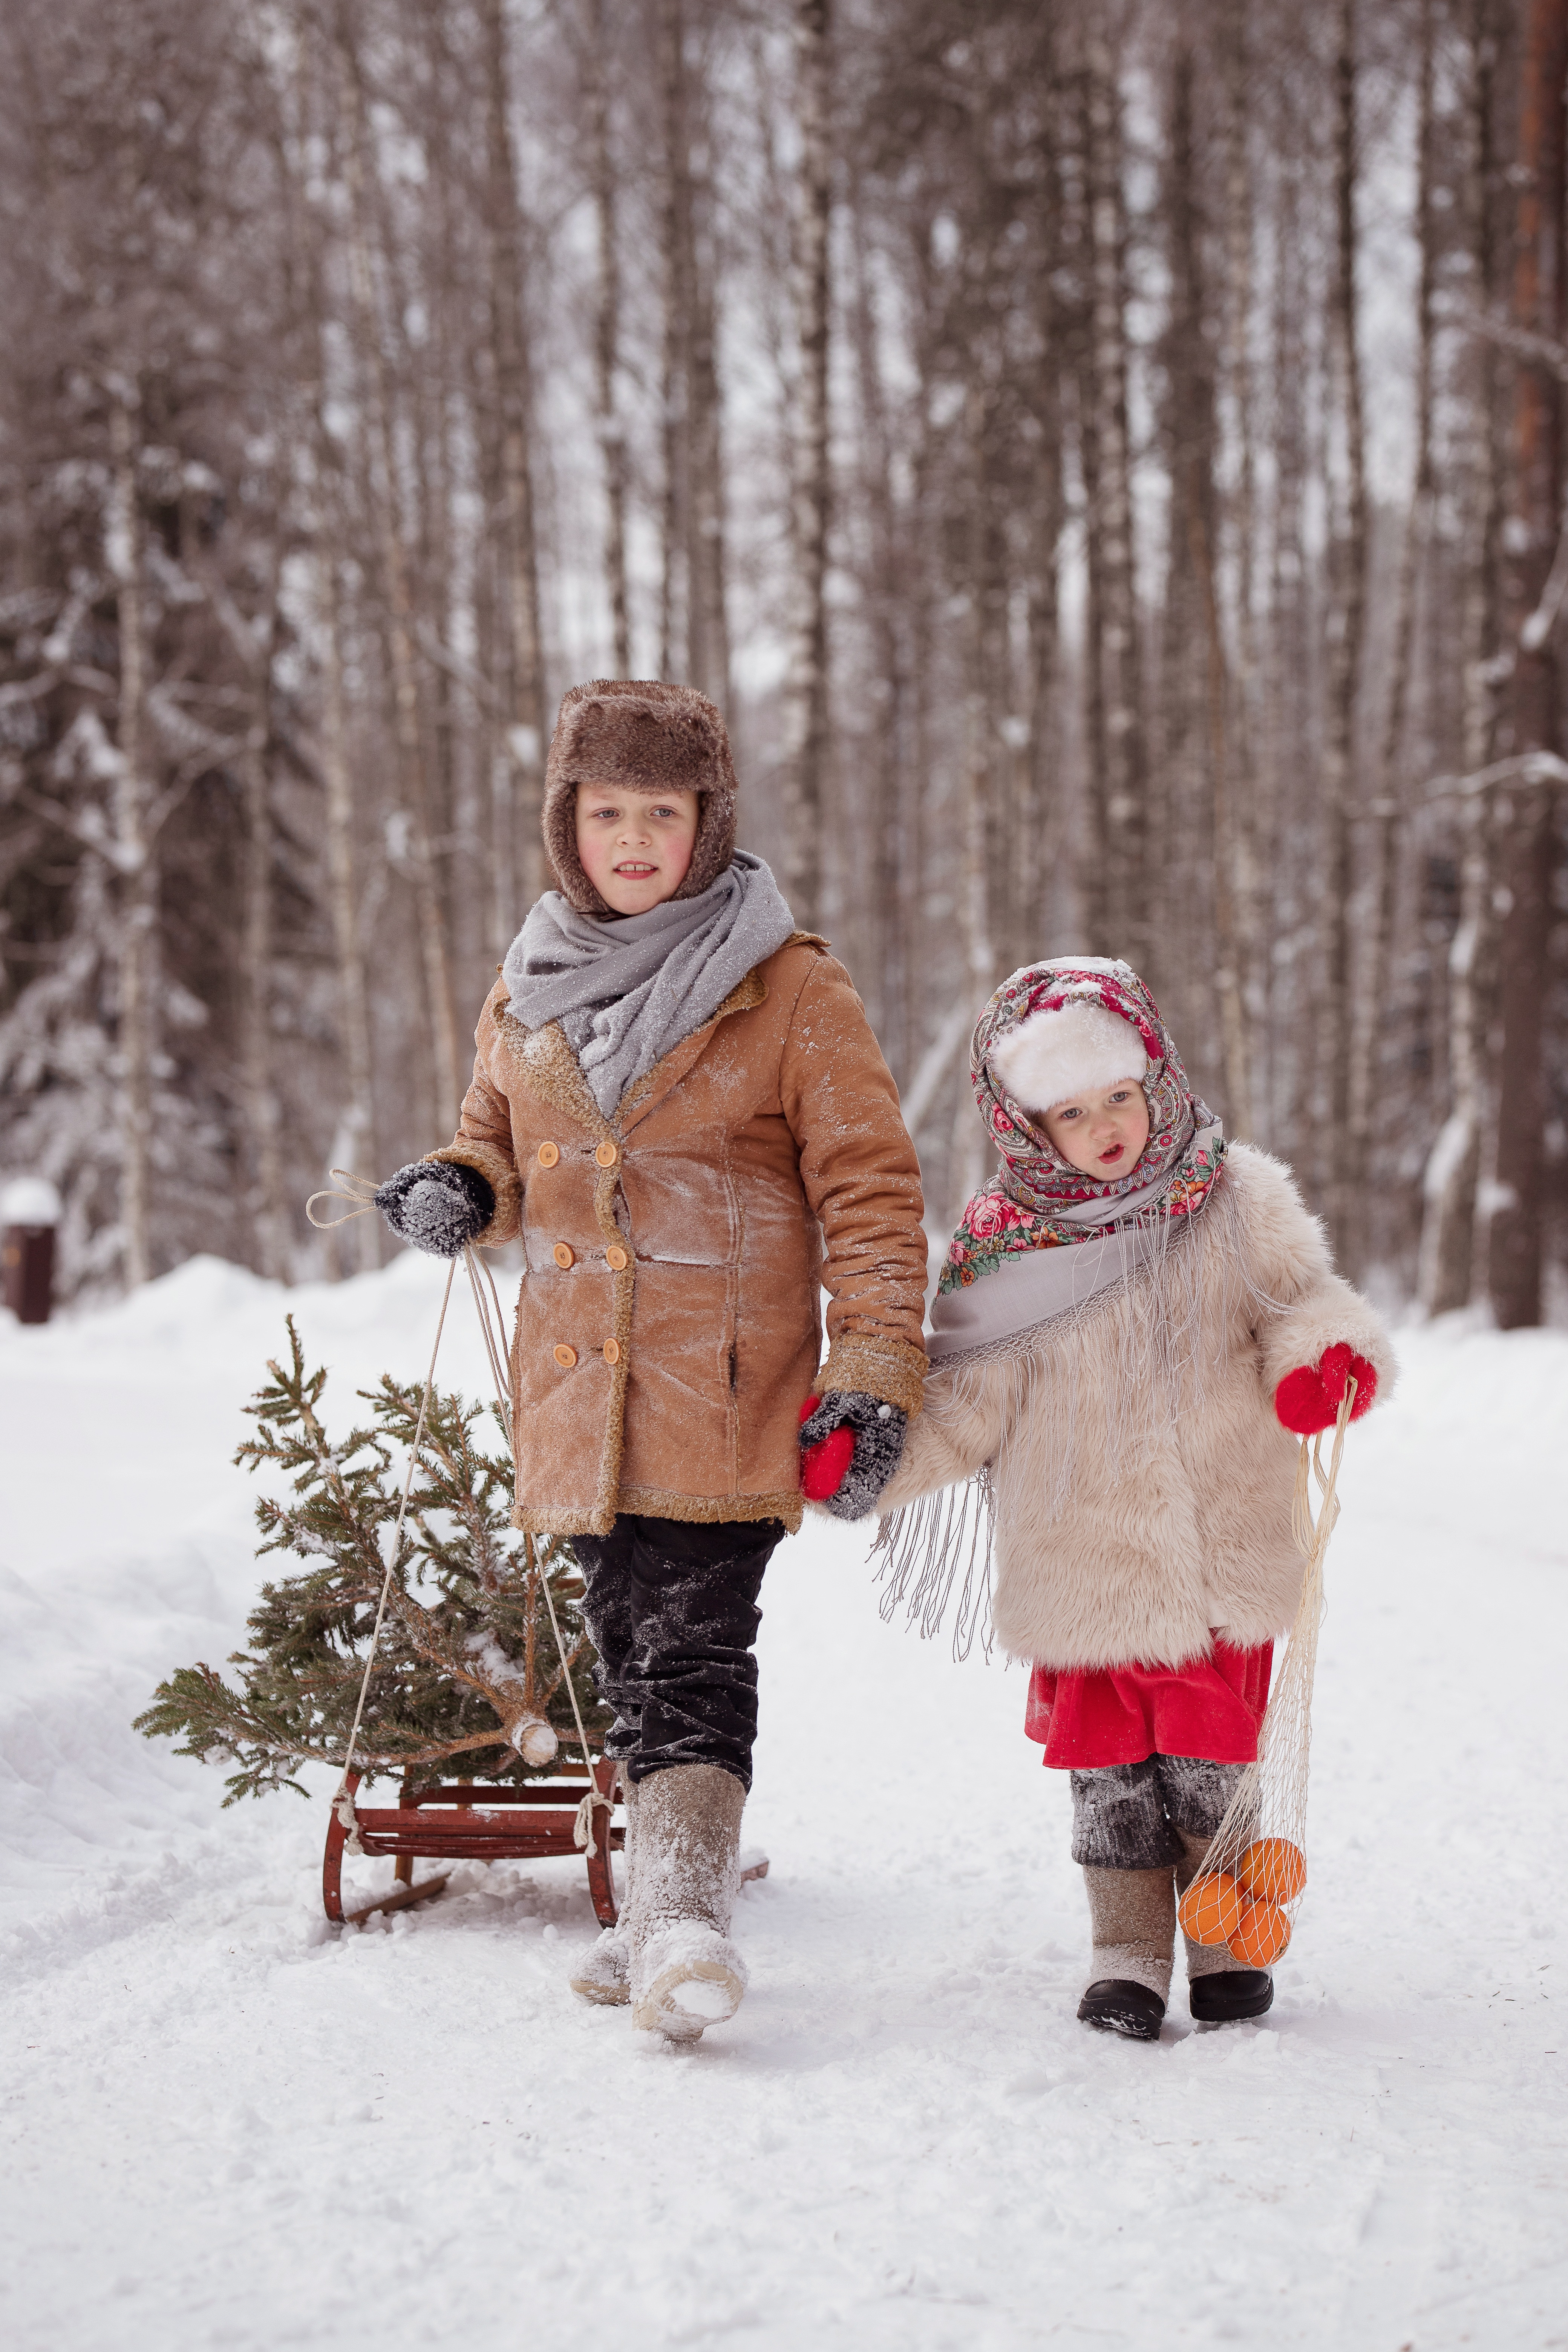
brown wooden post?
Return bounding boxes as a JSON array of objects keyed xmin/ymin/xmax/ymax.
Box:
[{"xmin": 2, "ymin": 1182, "xmax": 61, "ymax": 1325}]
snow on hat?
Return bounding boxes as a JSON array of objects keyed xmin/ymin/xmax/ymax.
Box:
[{"xmin": 988, "ymin": 999, "xmax": 1149, "ymax": 1115}]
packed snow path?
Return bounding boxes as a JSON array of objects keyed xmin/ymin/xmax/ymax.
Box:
[{"xmin": 2, "ymin": 1257, "xmax": 1564, "ymax": 2351}]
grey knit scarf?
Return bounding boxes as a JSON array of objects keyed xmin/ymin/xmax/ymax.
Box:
[{"xmin": 502, "ymin": 851, "xmax": 796, "ymax": 1115}]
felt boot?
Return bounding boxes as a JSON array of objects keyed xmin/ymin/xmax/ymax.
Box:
[
  {"xmin": 1174, "ymin": 1826, "xmax": 1242, "ymax": 1988},
  {"xmin": 568, "ymin": 1770, "xmax": 637, "ymax": 2005},
  {"xmin": 1077, "ymin": 1864, "xmax": 1175, "ymax": 2040},
  {"xmin": 1190, "ymin": 1971, "xmax": 1274, "ymax": 2024},
  {"xmin": 1173, "ymin": 1828, "xmax": 1274, "ymax": 2023},
  {"xmin": 630, "ymin": 1762, "xmax": 748, "ymax": 2041}
]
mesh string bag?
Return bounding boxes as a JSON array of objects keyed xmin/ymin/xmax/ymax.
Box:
[{"xmin": 1176, "ymin": 1380, "xmax": 1358, "ymax": 1969}]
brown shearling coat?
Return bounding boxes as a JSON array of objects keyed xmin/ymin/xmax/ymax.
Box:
[
  {"xmin": 878, "ymin": 1146, "xmax": 1396, "ymax": 1671},
  {"xmin": 433, "ymin": 936, "xmax": 928, "ymax": 1537}
]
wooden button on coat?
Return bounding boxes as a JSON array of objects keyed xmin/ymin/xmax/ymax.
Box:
[
  {"xmin": 553, "ymin": 1243, "xmax": 575, "ymax": 1268},
  {"xmin": 605, "ymin": 1246, "xmax": 628, "ymax": 1271},
  {"xmin": 594, "ymin": 1142, "xmax": 618, "ymax": 1167},
  {"xmin": 602, "ymin": 1339, "xmax": 621, "ymax": 1365},
  {"xmin": 553, "ymin": 1343, "xmax": 577, "ymax": 1369},
  {"xmin": 537, "ymin": 1141, "xmax": 559, "ymax": 1167}
]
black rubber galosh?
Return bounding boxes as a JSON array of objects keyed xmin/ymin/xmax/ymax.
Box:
[
  {"xmin": 1077, "ymin": 1978, "xmax": 1166, "ymax": 2042},
  {"xmin": 1189, "ymin": 1970, "xmax": 1274, "ymax": 2024}
]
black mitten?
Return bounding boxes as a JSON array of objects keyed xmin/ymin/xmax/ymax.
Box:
[
  {"xmin": 375, "ymin": 1159, "xmax": 495, "ymax": 1257},
  {"xmin": 798, "ymin": 1389, "xmax": 908, "ymax": 1521}
]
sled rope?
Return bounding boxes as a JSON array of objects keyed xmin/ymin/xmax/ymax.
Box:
[
  {"xmin": 306, "ymin": 1175, "xmax": 611, "ymax": 1857},
  {"xmin": 461, "ymin": 1243, "xmax": 613, "ymax": 1858},
  {"xmin": 305, "ymin": 1166, "xmax": 382, "ymax": 1230},
  {"xmin": 331, "ymin": 1253, "xmax": 458, "ymax": 1821}
]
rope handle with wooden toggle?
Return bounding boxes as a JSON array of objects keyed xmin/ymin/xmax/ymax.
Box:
[{"xmin": 306, "ymin": 1168, "xmax": 382, "ymax": 1230}]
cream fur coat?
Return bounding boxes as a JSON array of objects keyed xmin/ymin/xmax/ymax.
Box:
[{"xmin": 879, "ymin": 1146, "xmax": 1395, "ymax": 1672}]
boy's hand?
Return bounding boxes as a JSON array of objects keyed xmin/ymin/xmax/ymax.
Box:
[
  {"xmin": 1274, "ymin": 1341, "xmax": 1377, "ymax": 1436},
  {"xmin": 375, "ymin": 1159, "xmax": 495, "ymax": 1257},
  {"xmin": 798, "ymin": 1391, "xmax": 908, "ymax": 1520}
]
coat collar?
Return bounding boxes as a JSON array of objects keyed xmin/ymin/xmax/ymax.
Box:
[{"xmin": 494, "ymin": 947, "xmax": 803, "ymax": 1137}]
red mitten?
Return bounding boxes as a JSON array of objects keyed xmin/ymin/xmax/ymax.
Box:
[
  {"xmin": 1274, "ymin": 1343, "xmax": 1378, "ymax": 1435},
  {"xmin": 797, "ymin": 1394, "xmax": 856, "ymax": 1500}
]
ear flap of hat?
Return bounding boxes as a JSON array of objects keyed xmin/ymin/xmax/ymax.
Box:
[
  {"xmin": 541, "ymin": 679, "xmax": 738, "ymax": 915},
  {"xmin": 989, "ymin": 1001, "xmax": 1149, "ymax": 1115}
]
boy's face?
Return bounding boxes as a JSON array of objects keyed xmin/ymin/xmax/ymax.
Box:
[
  {"xmin": 575, "ymin": 783, "xmax": 701, "ymax": 916},
  {"xmin": 1040, "ymin": 1081, "xmax": 1151, "ymax": 1178}
]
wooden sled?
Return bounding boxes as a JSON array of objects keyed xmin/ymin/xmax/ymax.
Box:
[{"xmin": 324, "ymin": 1756, "xmax": 625, "ymax": 1928}]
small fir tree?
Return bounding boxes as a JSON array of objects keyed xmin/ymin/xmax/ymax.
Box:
[{"xmin": 136, "ymin": 1319, "xmax": 610, "ymax": 1802}]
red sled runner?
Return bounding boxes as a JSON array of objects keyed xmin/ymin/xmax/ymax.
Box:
[{"xmin": 323, "ymin": 1757, "xmax": 625, "ymax": 1928}]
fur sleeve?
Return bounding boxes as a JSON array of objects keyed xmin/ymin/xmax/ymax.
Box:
[
  {"xmin": 1228, "ymin": 1147, "xmax": 1398, "ymax": 1406},
  {"xmin": 877, "ymin": 1357, "xmax": 1013, "ymax": 1511},
  {"xmin": 1258, "ymin": 1272, "xmax": 1398, "ymax": 1404},
  {"xmin": 428, "ymin": 984, "xmax": 524, "ymax": 1248},
  {"xmin": 781, "ymin": 952, "xmax": 929, "ymax": 1416}
]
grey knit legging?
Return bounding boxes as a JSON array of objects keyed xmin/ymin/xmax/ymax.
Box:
[{"xmin": 1070, "ymin": 1753, "xmax": 1247, "ymax": 1871}]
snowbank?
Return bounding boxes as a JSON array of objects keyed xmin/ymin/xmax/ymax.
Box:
[{"xmin": 2, "ymin": 1261, "xmax": 1564, "ymax": 2349}]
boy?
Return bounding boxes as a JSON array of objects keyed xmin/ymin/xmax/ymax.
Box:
[{"xmin": 376, "ymin": 679, "xmax": 927, "ymax": 2039}]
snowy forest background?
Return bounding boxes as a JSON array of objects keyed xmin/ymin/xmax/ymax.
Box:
[{"xmin": 3, "ymin": 0, "xmax": 1566, "ymax": 1326}]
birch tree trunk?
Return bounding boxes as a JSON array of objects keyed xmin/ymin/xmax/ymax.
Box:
[
  {"xmin": 239, "ymin": 601, "xmax": 288, "ymax": 1282},
  {"xmin": 107, "ymin": 388, "xmax": 154, "ymax": 1289},
  {"xmin": 686, "ymin": 149, "xmax": 731, "ymax": 714},
  {"xmin": 1083, "ymin": 37, "xmax": 1148, "ymax": 968},
  {"xmin": 1169, "ymin": 42, "xmax": 1252, "ymax": 1138},
  {"xmin": 779, "ymin": 0, "xmax": 832, "ymax": 929},
  {"xmin": 1320, "ymin": 0, "xmax": 1369, "ymax": 1255},
  {"xmin": 1349, "ymin": 0, "xmax": 1437, "ymax": 1243},
  {"xmin": 1220, "ymin": 3, "xmax": 1259, "ymax": 1137},
  {"xmin": 318, "ymin": 538, "xmax": 380, "ymax": 1272},
  {"xmin": 480, "ymin": 0, "xmax": 548, "ymax": 915},
  {"xmin": 658, "ymin": 0, "xmax": 691, "ymax": 683},
  {"xmin": 587, "ymin": 0, "xmax": 630, "ymax": 677},
  {"xmin": 338, "ymin": 10, "xmax": 462, "ymax": 1129},
  {"xmin": 848, "ymin": 167, "xmax": 906, "ymax": 1061},
  {"xmin": 1419, "ymin": 0, "xmax": 1505, "ymax": 1313},
  {"xmin": 1487, "ymin": 0, "xmax": 1567, "ymax": 1330}
]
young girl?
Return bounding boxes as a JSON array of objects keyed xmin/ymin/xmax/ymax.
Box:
[
  {"xmin": 815, "ymin": 957, "xmax": 1394, "ymax": 2041},
  {"xmin": 372, "ymin": 679, "xmax": 927, "ymax": 2041}
]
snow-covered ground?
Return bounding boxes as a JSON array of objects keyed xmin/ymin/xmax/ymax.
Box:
[{"xmin": 2, "ymin": 1256, "xmax": 1565, "ymax": 2352}]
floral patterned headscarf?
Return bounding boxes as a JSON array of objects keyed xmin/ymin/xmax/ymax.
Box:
[{"xmin": 940, "ymin": 958, "xmax": 1225, "ymax": 1293}]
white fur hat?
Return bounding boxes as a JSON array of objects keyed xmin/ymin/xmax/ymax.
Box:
[{"xmin": 989, "ymin": 1000, "xmax": 1149, "ymax": 1115}]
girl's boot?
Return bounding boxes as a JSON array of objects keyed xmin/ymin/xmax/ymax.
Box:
[
  {"xmin": 630, "ymin": 1762, "xmax": 748, "ymax": 2041},
  {"xmin": 1175, "ymin": 1826, "xmax": 1273, "ymax": 2023},
  {"xmin": 568, "ymin": 1768, "xmax": 638, "ymax": 2005},
  {"xmin": 1077, "ymin": 1864, "xmax": 1176, "ymax": 2041}
]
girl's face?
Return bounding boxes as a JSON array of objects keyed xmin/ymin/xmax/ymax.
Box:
[
  {"xmin": 1040, "ymin": 1081, "xmax": 1151, "ymax": 1178},
  {"xmin": 575, "ymin": 783, "xmax": 700, "ymax": 915}
]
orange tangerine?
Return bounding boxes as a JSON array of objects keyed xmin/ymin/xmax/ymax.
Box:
[
  {"xmin": 1235, "ymin": 1838, "xmax": 1307, "ymax": 1905},
  {"xmin": 1178, "ymin": 1870, "xmax": 1246, "ymax": 1948},
  {"xmin": 1227, "ymin": 1895, "xmax": 1292, "ymax": 1967}
]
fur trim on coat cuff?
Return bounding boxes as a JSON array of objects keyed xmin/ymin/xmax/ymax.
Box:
[
  {"xmin": 425, "ymin": 1142, "xmax": 523, "ymax": 1247},
  {"xmin": 818, "ymin": 1332, "xmax": 927, "ymax": 1418},
  {"xmin": 1259, "ymin": 1271, "xmax": 1397, "ymax": 1408}
]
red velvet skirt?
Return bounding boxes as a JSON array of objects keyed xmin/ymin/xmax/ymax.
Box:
[{"xmin": 1024, "ymin": 1637, "xmax": 1274, "ymax": 1770}]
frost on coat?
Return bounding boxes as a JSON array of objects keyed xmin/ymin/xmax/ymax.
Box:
[{"xmin": 879, "ymin": 1145, "xmax": 1396, "ymax": 1672}]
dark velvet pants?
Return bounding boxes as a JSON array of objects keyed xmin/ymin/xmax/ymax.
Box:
[{"xmin": 573, "ymin": 1514, "xmax": 784, "ymax": 1791}]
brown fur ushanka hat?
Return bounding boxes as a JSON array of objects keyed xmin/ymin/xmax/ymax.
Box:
[{"xmin": 541, "ymin": 678, "xmax": 739, "ymax": 916}]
